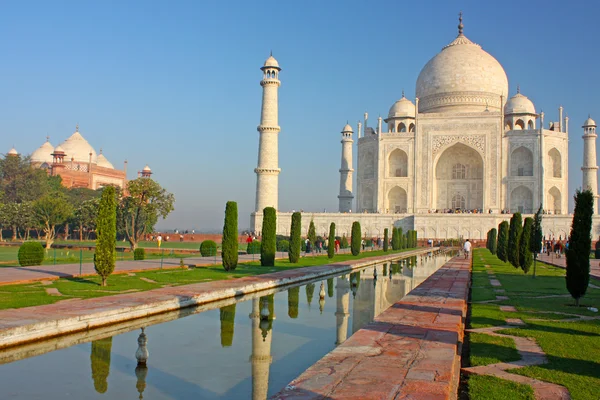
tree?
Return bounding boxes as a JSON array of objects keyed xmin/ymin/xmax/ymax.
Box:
[
  {"xmin": 406, "ymin": 230, "xmax": 413, "ymax": 248},
  {"xmin": 0, "ymin": 154, "xmax": 50, "ymax": 204},
  {"xmin": 519, "ymin": 217, "xmax": 534, "ymax": 274},
  {"xmin": 507, "ymin": 213, "xmax": 523, "ymax": 268},
  {"xmin": 531, "ymin": 205, "xmax": 543, "ymax": 278},
  {"xmin": 90, "ymin": 337, "xmax": 113, "ymax": 394},
  {"xmin": 117, "ymin": 178, "xmax": 174, "ymax": 250},
  {"xmin": 383, "ymin": 228, "xmax": 389, "ymax": 252},
  {"xmin": 34, "ymin": 193, "xmax": 73, "ymax": 249},
  {"xmin": 351, "ymin": 221, "xmax": 361, "ymax": 256},
  {"xmin": 489, "ymin": 228, "xmax": 497, "ymax": 255},
  {"xmin": 95, "ymin": 186, "xmax": 117, "ymax": 286},
  {"xmin": 497, "ymin": 221, "xmax": 509, "ymax": 262},
  {"xmin": 0, "ymin": 201, "xmax": 36, "ymax": 240},
  {"xmin": 222, "ymin": 201, "xmax": 238, "ymax": 271},
  {"xmin": 219, "ymin": 304, "xmax": 236, "ymax": 347},
  {"xmin": 288, "ymin": 287, "xmax": 300, "ymax": 318},
  {"xmin": 398, "ymin": 227, "xmax": 404, "ymax": 249},
  {"xmin": 260, "ymin": 207, "xmax": 276, "ymax": 266},
  {"xmin": 328, "ymin": 222, "xmax": 335, "ymax": 259},
  {"xmin": 289, "ymin": 212, "xmax": 301, "ymax": 263},
  {"xmin": 566, "ymin": 189, "xmax": 593, "ymax": 306},
  {"xmin": 308, "ymin": 220, "xmax": 316, "ymax": 246},
  {"xmin": 73, "ymin": 198, "xmax": 100, "ymax": 241}
]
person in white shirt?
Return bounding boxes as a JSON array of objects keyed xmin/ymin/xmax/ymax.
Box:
[{"xmin": 463, "ymin": 239, "xmax": 471, "ymax": 259}]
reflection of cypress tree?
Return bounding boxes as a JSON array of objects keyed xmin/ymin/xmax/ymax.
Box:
[
  {"xmin": 350, "ymin": 271, "xmax": 361, "ymax": 290},
  {"xmin": 411, "ymin": 256, "xmax": 417, "ymax": 267},
  {"xmin": 327, "ymin": 278, "xmax": 334, "ymax": 298},
  {"xmin": 288, "ymin": 287, "xmax": 299, "ymax": 319},
  {"xmin": 391, "ymin": 263, "xmax": 400, "ymax": 275},
  {"xmin": 219, "ymin": 304, "xmax": 236, "ymax": 347},
  {"xmin": 91, "ymin": 337, "xmax": 112, "ymax": 394},
  {"xmin": 305, "ymin": 283, "xmax": 315, "ymax": 307},
  {"xmin": 383, "ymin": 264, "xmax": 387, "ymax": 275}
]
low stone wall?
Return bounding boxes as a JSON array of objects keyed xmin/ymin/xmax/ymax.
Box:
[
  {"xmin": 272, "ymin": 255, "xmax": 471, "ymax": 400},
  {"xmin": 0, "ymin": 248, "xmax": 436, "ymax": 350}
]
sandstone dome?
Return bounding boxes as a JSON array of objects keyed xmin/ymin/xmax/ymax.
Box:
[
  {"xmin": 504, "ymin": 92, "xmax": 536, "ymax": 115},
  {"xmin": 31, "ymin": 140, "xmax": 55, "ymax": 164},
  {"xmin": 416, "ymin": 32, "xmax": 508, "ymax": 113},
  {"xmin": 388, "ymin": 95, "xmax": 416, "ymax": 118},
  {"xmin": 96, "ymin": 150, "xmax": 114, "ymax": 169},
  {"xmin": 7, "ymin": 147, "xmax": 18, "ymax": 156},
  {"xmin": 59, "ymin": 128, "xmax": 98, "ymax": 164}
]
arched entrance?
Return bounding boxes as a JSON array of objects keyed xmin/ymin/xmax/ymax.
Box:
[
  {"xmin": 547, "ymin": 186, "xmax": 561, "ymax": 214},
  {"xmin": 510, "ymin": 185, "xmax": 533, "ymax": 214},
  {"xmin": 435, "ymin": 143, "xmax": 484, "ymax": 211},
  {"xmin": 387, "ymin": 186, "xmax": 407, "ymax": 213}
]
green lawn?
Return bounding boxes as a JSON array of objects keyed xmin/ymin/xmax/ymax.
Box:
[
  {"xmin": 0, "ymin": 248, "xmax": 415, "ymax": 310},
  {"xmin": 466, "ymin": 249, "xmax": 600, "ymax": 400},
  {"xmin": 467, "ymin": 375, "xmax": 535, "ymax": 400}
]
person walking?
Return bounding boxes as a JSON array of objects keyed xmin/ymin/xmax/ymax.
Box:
[
  {"xmin": 157, "ymin": 234, "xmax": 162, "ymax": 248},
  {"xmin": 463, "ymin": 239, "xmax": 471, "ymax": 259}
]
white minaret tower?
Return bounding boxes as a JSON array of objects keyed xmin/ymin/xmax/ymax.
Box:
[
  {"xmin": 255, "ymin": 54, "xmax": 281, "ymax": 212},
  {"xmin": 338, "ymin": 123, "xmax": 354, "ymax": 212},
  {"xmin": 582, "ymin": 116, "xmax": 599, "ymax": 213}
]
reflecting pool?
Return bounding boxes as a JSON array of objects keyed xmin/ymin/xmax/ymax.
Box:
[{"xmin": 0, "ymin": 251, "xmax": 452, "ymax": 399}]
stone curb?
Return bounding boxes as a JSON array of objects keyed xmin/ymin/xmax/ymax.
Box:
[{"xmin": 0, "ymin": 248, "xmax": 437, "ymax": 350}]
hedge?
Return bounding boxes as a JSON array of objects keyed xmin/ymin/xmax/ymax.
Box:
[
  {"xmin": 18, "ymin": 241, "xmax": 45, "ymax": 266},
  {"xmin": 247, "ymin": 241, "xmax": 261, "ymax": 254},
  {"xmin": 200, "ymin": 240, "xmax": 217, "ymax": 256},
  {"xmin": 277, "ymin": 239, "xmax": 290, "ymax": 252},
  {"xmin": 134, "ymin": 248, "xmax": 146, "ymax": 260}
]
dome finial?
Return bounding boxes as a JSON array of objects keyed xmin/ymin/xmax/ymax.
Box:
[
  {"xmin": 46, "ymin": 135, "xmax": 50, "ymax": 142},
  {"xmin": 402, "ymin": 89, "xmax": 405, "ymax": 98},
  {"xmin": 458, "ymin": 11, "xmax": 464, "ymax": 35},
  {"xmin": 517, "ymin": 85, "xmax": 520, "ymax": 94},
  {"xmin": 76, "ymin": 123, "xmax": 79, "ymax": 132}
]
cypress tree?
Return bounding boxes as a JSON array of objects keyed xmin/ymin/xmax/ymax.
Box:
[
  {"xmin": 219, "ymin": 304, "xmax": 236, "ymax": 347},
  {"xmin": 398, "ymin": 228, "xmax": 404, "ymax": 248},
  {"xmin": 566, "ymin": 189, "xmax": 593, "ymax": 306},
  {"xmin": 383, "ymin": 228, "xmax": 389, "ymax": 252},
  {"xmin": 507, "ymin": 213, "xmax": 523, "ymax": 269},
  {"xmin": 489, "ymin": 228, "xmax": 497, "ymax": 255},
  {"xmin": 351, "ymin": 221, "xmax": 361, "ymax": 256},
  {"xmin": 91, "ymin": 337, "xmax": 112, "ymax": 394},
  {"xmin": 406, "ymin": 230, "xmax": 413, "ymax": 248},
  {"xmin": 94, "ymin": 186, "xmax": 116, "ymax": 287},
  {"xmin": 341, "ymin": 235, "xmax": 348, "ymax": 249},
  {"xmin": 328, "ymin": 222, "xmax": 335, "ymax": 259},
  {"xmin": 289, "ymin": 212, "xmax": 301, "ymax": 263},
  {"xmin": 519, "ymin": 218, "xmax": 534, "ymax": 273},
  {"xmin": 391, "ymin": 227, "xmax": 398, "ymax": 250},
  {"xmin": 497, "ymin": 221, "xmax": 509, "ymax": 262},
  {"xmin": 222, "ymin": 201, "xmax": 238, "ymax": 271},
  {"xmin": 308, "ymin": 220, "xmax": 317, "ymax": 247},
  {"xmin": 413, "ymin": 230, "xmax": 418, "ymax": 247},
  {"xmin": 288, "ymin": 287, "xmax": 299, "ymax": 318},
  {"xmin": 260, "ymin": 207, "xmax": 277, "ymax": 266},
  {"xmin": 306, "ymin": 283, "xmax": 315, "ymax": 307},
  {"xmin": 531, "ymin": 205, "xmax": 543, "ymax": 278},
  {"xmin": 486, "ymin": 230, "xmax": 491, "ymax": 251}
]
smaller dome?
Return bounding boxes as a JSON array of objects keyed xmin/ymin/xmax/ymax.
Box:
[
  {"xmin": 96, "ymin": 151, "xmax": 114, "ymax": 169},
  {"xmin": 53, "ymin": 145, "xmax": 65, "ymax": 153},
  {"xmin": 31, "ymin": 140, "xmax": 55, "ymax": 163},
  {"xmin": 342, "ymin": 124, "xmax": 353, "ymax": 133},
  {"xmin": 388, "ymin": 95, "xmax": 416, "ymax": 119},
  {"xmin": 583, "ymin": 116, "xmax": 596, "ymax": 127},
  {"xmin": 7, "ymin": 147, "xmax": 18, "ymax": 156},
  {"xmin": 142, "ymin": 165, "xmax": 151, "ymax": 172},
  {"xmin": 263, "ymin": 55, "xmax": 280, "ymax": 69},
  {"xmin": 504, "ymin": 91, "xmax": 536, "ymax": 115}
]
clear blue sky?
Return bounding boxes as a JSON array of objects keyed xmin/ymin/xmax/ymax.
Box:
[{"xmin": 1, "ymin": 1, "xmax": 599, "ymax": 231}]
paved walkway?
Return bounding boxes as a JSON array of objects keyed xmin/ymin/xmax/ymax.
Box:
[
  {"xmin": 273, "ymin": 255, "xmax": 471, "ymax": 400},
  {"xmin": 0, "ymin": 250, "xmax": 358, "ymax": 286},
  {"xmin": 537, "ymin": 253, "xmax": 600, "ymax": 281}
]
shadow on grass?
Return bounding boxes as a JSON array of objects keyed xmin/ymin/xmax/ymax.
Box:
[
  {"xmin": 502, "ymin": 321, "xmax": 600, "ymax": 338},
  {"xmin": 63, "ymin": 276, "xmax": 101, "ymax": 286}
]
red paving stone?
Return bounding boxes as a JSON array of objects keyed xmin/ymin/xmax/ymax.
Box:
[{"xmin": 272, "ymin": 255, "xmax": 471, "ymax": 400}]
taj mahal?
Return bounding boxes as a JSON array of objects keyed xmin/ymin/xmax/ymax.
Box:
[{"xmin": 250, "ymin": 16, "xmax": 600, "ymax": 241}]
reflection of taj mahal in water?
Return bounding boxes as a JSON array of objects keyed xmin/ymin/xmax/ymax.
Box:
[{"xmin": 250, "ymin": 16, "xmax": 600, "ymax": 240}]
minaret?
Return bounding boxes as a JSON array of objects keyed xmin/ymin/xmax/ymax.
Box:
[
  {"xmin": 249, "ymin": 298, "xmax": 273, "ymax": 400},
  {"xmin": 582, "ymin": 116, "xmax": 599, "ymax": 213},
  {"xmin": 255, "ymin": 54, "xmax": 282, "ymax": 212},
  {"xmin": 338, "ymin": 124, "xmax": 354, "ymax": 212}
]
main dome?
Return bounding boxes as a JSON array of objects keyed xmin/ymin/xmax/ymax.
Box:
[
  {"xmin": 59, "ymin": 128, "xmax": 98, "ymax": 164},
  {"xmin": 416, "ymin": 32, "xmax": 508, "ymax": 113}
]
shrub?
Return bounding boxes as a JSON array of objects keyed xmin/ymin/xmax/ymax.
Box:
[
  {"xmin": 341, "ymin": 235, "xmax": 348, "ymax": 249},
  {"xmin": 289, "ymin": 212, "xmax": 301, "ymax": 263},
  {"xmin": 351, "ymin": 221, "xmax": 361, "ymax": 256},
  {"xmin": 261, "ymin": 207, "xmax": 277, "ymax": 266},
  {"xmin": 200, "ymin": 240, "xmax": 217, "ymax": 256},
  {"xmin": 519, "ymin": 217, "xmax": 534, "ymax": 273},
  {"xmin": 134, "ymin": 248, "xmax": 146, "ymax": 260},
  {"xmin": 508, "ymin": 213, "xmax": 523, "ymax": 269},
  {"xmin": 328, "ymin": 223, "xmax": 335, "ymax": 259},
  {"xmin": 308, "ymin": 220, "xmax": 316, "ymax": 246},
  {"xmin": 497, "ymin": 221, "xmax": 509, "ymax": 262},
  {"xmin": 222, "ymin": 201, "xmax": 238, "ymax": 271},
  {"xmin": 566, "ymin": 189, "xmax": 593, "ymax": 306},
  {"xmin": 95, "ymin": 186, "xmax": 117, "ymax": 286},
  {"xmin": 247, "ymin": 240, "xmax": 261, "ymax": 254},
  {"xmin": 383, "ymin": 228, "xmax": 389, "ymax": 252},
  {"xmin": 391, "ymin": 227, "xmax": 399, "ymax": 250},
  {"xmin": 18, "ymin": 241, "xmax": 45, "ymax": 266},
  {"xmin": 277, "ymin": 239, "xmax": 290, "ymax": 252}
]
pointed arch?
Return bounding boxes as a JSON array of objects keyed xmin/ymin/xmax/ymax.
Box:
[
  {"xmin": 388, "ymin": 149, "xmax": 408, "ymax": 177},
  {"xmin": 510, "ymin": 185, "xmax": 533, "ymax": 214},
  {"xmin": 510, "ymin": 146, "xmax": 533, "ymax": 176},
  {"xmin": 408, "ymin": 123, "xmax": 415, "ymax": 132},
  {"xmin": 387, "ymin": 186, "xmax": 407, "ymax": 213},
  {"xmin": 515, "ymin": 119, "xmax": 525, "ymax": 130},
  {"xmin": 527, "ymin": 119, "xmax": 534, "ymax": 130},
  {"xmin": 548, "ymin": 148, "xmax": 562, "ymax": 178},
  {"xmin": 548, "ymin": 186, "xmax": 562, "ymax": 214},
  {"xmin": 398, "ymin": 122, "xmax": 406, "ymax": 133}
]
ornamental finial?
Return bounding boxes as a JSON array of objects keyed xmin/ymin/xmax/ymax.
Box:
[
  {"xmin": 76, "ymin": 123, "xmax": 79, "ymax": 132},
  {"xmin": 458, "ymin": 11, "xmax": 464, "ymax": 35},
  {"xmin": 402, "ymin": 89, "xmax": 405, "ymax": 98},
  {"xmin": 46, "ymin": 135, "xmax": 50, "ymax": 142},
  {"xmin": 517, "ymin": 85, "xmax": 520, "ymax": 94}
]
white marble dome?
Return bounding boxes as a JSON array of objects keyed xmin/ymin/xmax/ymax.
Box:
[
  {"xmin": 59, "ymin": 128, "xmax": 98, "ymax": 164},
  {"xmin": 504, "ymin": 92, "xmax": 536, "ymax": 115},
  {"xmin": 263, "ymin": 55, "xmax": 280, "ymax": 69},
  {"xmin": 7, "ymin": 147, "xmax": 18, "ymax": 156},
  {"xmin": 583, "ymin": 116, "xmax": 597, "ymax": 127},
  {"xmin": 416, "ymin": 33, "xmax": 509, "ymax": 113},
  {"xmin": 96, "ymin": 151, "xmax": 114, "ymax": 169},
  {"xmin": 31, "ymin": 140, "xmax": 55, "ymax": 163},
  {"xmin": 342, "ymin": 123, "xmax": 353, "ymax": 132},
  {"xmin": 388, "ymin": 95, "xmax": 416, "ymax": 118}
]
